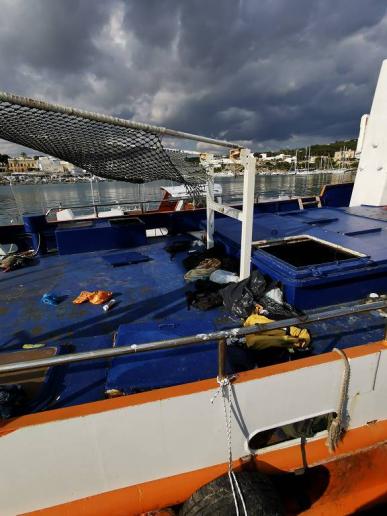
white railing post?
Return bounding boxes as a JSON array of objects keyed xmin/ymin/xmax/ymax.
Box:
[
  {"xmin": 206, "ymin": 169, "xmax": 215, "ymax": 249},
  {"xmin": 204, "ymin": 148, "xmax": 256, "ymax": 277},
  {"xmin": 239, "ymin": 149, "xmax": 256, "ymax": 279}
]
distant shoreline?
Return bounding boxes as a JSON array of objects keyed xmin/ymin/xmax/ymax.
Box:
[
  {"xmin": 0, "ymin": 176, "xmax": 109, "ymax": 186},
  {"xmin": 0, "ymin": 168, "xmax": 356, "ymax": 186}
]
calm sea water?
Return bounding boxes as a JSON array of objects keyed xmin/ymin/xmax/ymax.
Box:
[{"xmin": 0, "ymin": 171, "xmax": 356, "ymax": 226}]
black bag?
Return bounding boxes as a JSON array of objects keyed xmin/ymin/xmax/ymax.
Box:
[
  {"xmin": 221, "ymin": 270, "xmax": 266, "ymax": 319},
  {"xmin": 259, "ymin": 295, "xmax": 300, "ymax": 320}
]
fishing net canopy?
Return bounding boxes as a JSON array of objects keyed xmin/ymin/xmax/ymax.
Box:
[{"xmin": 0, "ymin": 92, "xmax": 209, "ymax": 192}]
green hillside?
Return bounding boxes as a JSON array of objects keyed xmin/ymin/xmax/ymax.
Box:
[
  {"xmin": 258, "ymin": 139, "xmax": 357, "ymax": 159},
  {"xmin": 279, "ymin": 139, "xmax": 357, "ymax": 159}
]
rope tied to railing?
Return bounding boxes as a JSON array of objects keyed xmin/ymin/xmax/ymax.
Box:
[
  {"xmin": 327, "ymin": 348, "xmax": 351, "ymax": 453},
  {"xmin": 211, "ymin": 376, "xmax": 248, "ymax": 516}
]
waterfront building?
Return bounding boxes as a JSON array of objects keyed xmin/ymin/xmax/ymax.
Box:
[
  {"xmin": 38, "ymin": 156, "xmax": 64, "ymax": 173},
  {"xmin": 259, "ymin": 153, "xmax": 293, "ymax": 162},
  {"xmin": 334, "ymin": 149, "xmax": 355, "ymax": 162},
  {"xmin": 8, "ymin": 156, "xmax": 38, "ymax": 172}
]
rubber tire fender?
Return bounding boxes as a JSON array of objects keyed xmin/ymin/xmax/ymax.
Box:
[{"xmin": 179, "ymin": 470, "xmax": 284, "ymax": 516}]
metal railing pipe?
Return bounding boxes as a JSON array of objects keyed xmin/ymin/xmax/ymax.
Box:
[
  {"xmin": 44, "ymin": 193, "xmax": 253, "ymax": 218},
  {"xmin": 217, "ymin": 339, "xmax": 227, "ymax": 380},
  {"xmin": 45, "ymin": 196, "xmax": 207, "ymax": 217},
  {"xmin": 0, "ymin": 301, "xmax": 385, "ymax": 375},
  {"xmin": 0, "ymin": 91, "xmax": 239, "ymax": 149}
]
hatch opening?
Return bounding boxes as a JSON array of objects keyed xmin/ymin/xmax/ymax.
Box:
[{"xmin": 254, "ymin": 236, "xmax": 364, "ymax": 267}]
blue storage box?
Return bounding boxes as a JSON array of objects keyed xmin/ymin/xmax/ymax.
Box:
[
  {"xmin": 251, "ymin": 233, "xmax": 387, "ymax": 309},
  {"xmin": 55, "ymin": 217, "xmax": 146, "ymax": 255},
  {"xmin": 106, "ymin": 321, "xmax": 254, "ymax": 394}
]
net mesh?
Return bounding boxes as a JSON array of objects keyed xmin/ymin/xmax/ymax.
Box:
[{"xmin": 0, "ymin": 95, "xmax": 206, "ymax": 192}]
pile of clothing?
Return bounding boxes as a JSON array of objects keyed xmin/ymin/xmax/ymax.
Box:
[
  {"xmin": 184, "ymin": 257, "xmax": 222, "ymax": 282},
  {"xmin": 243, "ymin": 312, "xmax": 311, "ymax": 352},
  {"xmin": 181, "ymin": 244, "xmax": 311, "ymax": 355},
  {"xmin": 221, "ymin": 270, "xmax": 311, "ymax": 355},
  {"xmin": 184, "ymin": 246, "xmax": 240, "ymax": 311},
  {"xmin": 170, "ymin": 237, "xmax": 311, "ymax": 357},
  {"xmin": 185, "ymin": 279, "xmax": 224, "ymax": 311},
  {"xmin": 0, "ymin": 252, "xmax": 35, "ymax": 272}
]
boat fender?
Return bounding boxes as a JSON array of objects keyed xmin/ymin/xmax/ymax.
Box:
[{"xmin": 179, "ymin": 471, "xmax": 284, "ymax": 516}]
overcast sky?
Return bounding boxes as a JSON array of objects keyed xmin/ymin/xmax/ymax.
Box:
[{"xmin": 1, "ymin": 0, "xmax": 387, "ymax": 155}]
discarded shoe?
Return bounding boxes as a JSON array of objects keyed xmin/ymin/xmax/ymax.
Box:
[{"xmin": 73, "ymin": 290, "xmax": 112, "ymax": 305}]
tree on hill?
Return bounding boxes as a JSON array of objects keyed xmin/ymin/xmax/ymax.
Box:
[{"xmin": 264, "ymin": 138, "xmax": 358, "ymax": 158}]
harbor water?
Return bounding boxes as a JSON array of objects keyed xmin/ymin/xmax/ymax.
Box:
[{"xmin": 0, "ymin": 170, "xmax": 356, "ymax": 226}]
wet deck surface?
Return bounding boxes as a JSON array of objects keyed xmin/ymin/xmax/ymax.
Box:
[
  {"xmin": 0, "ymin": 237, "xmax": 228, "ymax": 350},
  {"xmin": 0, "ymin": 235, "xmax": 385, "ymax": 409},
  {"xmin": 1, "ymin": 234, "xmax": 385, "ymax": 353}
]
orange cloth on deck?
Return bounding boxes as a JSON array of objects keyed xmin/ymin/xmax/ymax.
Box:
[
  {"xmin": 73, "ymin": 291, "xmax": 92, "ymax": 304},
  {"xmin": 89, "ymin": 291, "xmax": 112, "ymax": 304},
  {"xmin": 73, "ymin": 290, "xmax": 112, "ymax": 305}
]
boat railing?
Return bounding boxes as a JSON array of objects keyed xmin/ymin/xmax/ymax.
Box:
[
  {"xmin": 43, "ymin": 192, "xmax": 294, "ymax": 220},
  {"xmin": 44, "ymin": 196, "xmax": 209, "ymax": 219},
  {"xmin": 0, "ymin": 300, "xmax": 385, "ymax": 378}
]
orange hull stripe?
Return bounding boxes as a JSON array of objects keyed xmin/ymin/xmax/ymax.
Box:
[
  {"xmin": 24, "ymin": 419, "xmax": 387, "ymax": 515},
  {"xmin": 1, "ymin": 340, "xmax": 385, "ymax": 437}
]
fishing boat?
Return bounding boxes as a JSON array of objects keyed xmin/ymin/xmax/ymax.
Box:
[{"xmin": 0, "ymin": 61, "xmax": 386, "ymax": 516}]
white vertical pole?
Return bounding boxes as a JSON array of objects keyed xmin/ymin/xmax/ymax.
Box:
[
  {"xmin": 351, "ymin": 59, "xmax": 387, "ymax": 206},
  {"xmin": 206, "ymin": 169, "xmax": 215, "ymax": 249},
  {"xmin": 239, "ymin": 149, "xmax": 256, "ymax": 279}
]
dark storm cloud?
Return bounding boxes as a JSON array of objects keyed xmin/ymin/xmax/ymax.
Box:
[
  {"xmin": 1, "ymin": 0, "xmax": 387, "ymax": 155},
  {"xmin": 0, "ymin": 1, "xmax": 107, "ymax": 72}
]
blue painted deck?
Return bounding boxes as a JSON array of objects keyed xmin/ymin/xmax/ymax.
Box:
[
  {"xmin": 212, "ymin": 206, "xmax": 387, "ymax": 308},
  {"xmin": 0, "ymin": 202, "xmax": 386, "ymax": 412},
  {"xmin": 213, "ymin": 206, "xmax": 387, "ymax": 256},
  {"xmin": 0, "ymin": 238, "xmax": 228, "ymax": 350}
]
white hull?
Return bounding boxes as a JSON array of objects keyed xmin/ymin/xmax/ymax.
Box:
[{"xmin": 1, "ymin": 342, "xmax": 386, "ymax": 514}]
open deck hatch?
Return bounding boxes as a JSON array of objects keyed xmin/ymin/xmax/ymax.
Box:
[{"xmin": 253, "ymin": 235, "xmax": 364, "ymax": 268}]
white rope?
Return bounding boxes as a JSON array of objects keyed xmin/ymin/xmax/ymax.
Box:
[
  {"xmin": 211, "ymin": 376, "xmax": 248, "ymax": 516},
  {"xmin": 327, "ymin": 348, "xmax": 351, "ymax": 453}
]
